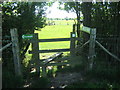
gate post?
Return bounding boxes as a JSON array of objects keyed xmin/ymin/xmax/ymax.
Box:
[
  {"xmin": 10, "ymin": 29, "xmax": 22, "ymax": 76},
  {"xmin": 88, "ymin": 28, "xmax": 96, "ymax": 70},
  {"xmin": 32, "ymin": 33, "xmax": 40, "ymax": 77},
  {"xmin": 70, "ymin": 32, "xmax": 76, "ymax": 56}
]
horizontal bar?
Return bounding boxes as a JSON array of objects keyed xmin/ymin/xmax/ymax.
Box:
[
  {"xmin": 39, "ymin": 38, "xmax": 70, "ymax": 42},
  {"xmin": 29, "ymin": 49, "xmax": 70, "ymax": 54},
  {"xmin": 43, "ymin": 52, "xmax": 63, "ymax": 64},
  {"xmin": 0, "ymin": 42, "xmax": 12, "ymax": 52},
  {"xmin": 29, "ymin": 38, "xmax": 81, "ymax": 43},
  {"xmin": 45, "ymin": 62, "xmax": 69, "ymax": 66}
]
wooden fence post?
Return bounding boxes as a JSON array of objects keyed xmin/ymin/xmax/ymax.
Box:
[
  {"xmin": 10, "ymin": 29, "xmax": 22, "ymax": 76},
  {"xmin": 88, "ymin": 28, "xmax": 96, "ymax": 70},
  {"xmin": 42, "ymin": 65, "xmax": 47, "ymax": 77},
  {"xmin": 70, "ymin": 32, "xmax": 76, "ymax": 56},
  {"xmin": 0, "ymin": 5, "xmax": 2, "ymax": 89},
  {"xmin": 73, "ymin": 24, "xmax": 76, "ymax": 32},
  {"xmin": 32, "ymin": 33, "xmax": 40, "ymax": 77}
]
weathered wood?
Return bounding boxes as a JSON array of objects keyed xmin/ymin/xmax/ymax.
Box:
[
  {"xmin": 29, "ymin": 49, "xmax": 70, "ymax": 54},
  {"xmin": 39, "ymin": 38, "xmax": 70, "ymax": 42},
  {"xmin": 31, "ymin": 33, "xmax": 40, "ymax": 77},
  {"xmin": 46, "ymin": 62, "xmax": 69, "ymax": 66},
  {"xmin": 70, "ymin": 32, "xmax": 76, "ymax": 56},
  {"xmin": 82, "ymin": 26, "xmax": 91, "ymax": 34},
  {"xmin": 88, "ymin": 28, "xmax": 96, "ymax": 70},
  {"xmin": 10, "ymin": 29, "xmax": 22, "ymax": 76},
  {"xmin": 0, "ymin": 4, "xmax": 2, "ymax": 89},
  {"xmin": 28, "ymin": 38, "xmax": 81, "ymax": 43},
  {"xmin": 96, "ymin": 40, "xmax": 120, "ymax": 62},
  {"xmin": 42, "ymin": 66, "xmax": 47, "ymax": 77},
  {"xmin": 0, "ymin": 42, "xmax": 12, "ymax": 52},
  {"xmin": 43, "ymin": 52, "xmax": 63, "ymax": 64}
]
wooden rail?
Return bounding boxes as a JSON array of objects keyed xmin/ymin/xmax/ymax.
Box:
[
  {"xmin": 28, "ymin": 37, "xmax": 81, "ymax": 43},
  {"xmin": 96, "ymin": 40, "xmax": 120, "ymax": 62},
  {"xmin": 43, "ymin": 52, "xmax": 63, "ymax": 64},
  {"xmin": 0, "ymin": 42, "xmax": 12, "ymax": 52},
  {"xmin": 29, "ymin": 49, "xmax": 70, "ymax": 54}
]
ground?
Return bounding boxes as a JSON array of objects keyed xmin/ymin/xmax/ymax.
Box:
[{"xmin": 49, "ymin": 72, "xmax": 84, "ymax": 88}]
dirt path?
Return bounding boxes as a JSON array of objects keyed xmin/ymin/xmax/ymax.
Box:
[{"xmin": 48, "ymin": 72, "xmax": 84, "ymax": 88}]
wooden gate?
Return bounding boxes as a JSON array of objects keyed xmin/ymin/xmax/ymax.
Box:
[
  {"xmin": 26, "ymin": 24, "xmax": 97, "ymax": 77},
  {"xmin": 28, "ymin": 29, "xmax": 81, "ymax": 77}
]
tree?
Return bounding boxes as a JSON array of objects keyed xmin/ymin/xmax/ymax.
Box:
[
  {"xmin": 2, "ymin": 2, "xmax": 47, "ymax": 87},
  {"xmin": 59, "ymin": 2, "xmax": 81, "ymax": 37}
]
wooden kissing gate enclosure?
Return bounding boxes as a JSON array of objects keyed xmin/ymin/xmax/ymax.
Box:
[
  {"xmin": 27, "ymin": 24, "xmax": 96, "ymax": 77},
  {"xmin": 28, "ymin": 27, "xmax": 81, "ymax": 77}
]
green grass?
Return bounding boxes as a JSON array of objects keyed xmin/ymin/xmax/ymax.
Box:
[
  {"xmin": 46, "ymin": 20, "xmax": 76, "ymax": 25},
  {"xmin": 24, "ymin": 20, "xmax": 75, "ymax": 67},
  {"xmin": 36, "ymin": 25, "xmax": 72, "ymax": 50},
  {"xmin": 34, "ymin": 23, "xmax": 73, "ymax": 58}
]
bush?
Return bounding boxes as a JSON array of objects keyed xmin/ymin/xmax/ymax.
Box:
[
  {"xmin": 30, "ymin": 77, "xmax": 49, "ymax": 88},
  {"xmin": 2, "ymin": 71, "xmax": 24, "ymax": 88},
  {"xmin": 66, "ymin": 80, "xmax": 120, "ymax": 88}
]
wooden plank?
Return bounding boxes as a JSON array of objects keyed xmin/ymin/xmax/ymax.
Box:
[
  {"xmin": 45, "ymin": 62, "xmax": 69, "ymax": 66},
  {"xmin": 39, "ymin": 38, "xmax": 70, "ymax": 42},
  {"xmin": 28, "ymin": 38, "xmax": 81, "ymax": 42},
  {"xmin": 43, "ymin": 52, "xmax": 63, "ymax": 64},
  {"xmin": 10, "ymin": 29, "xmax": 22, "ymax": 76},
  {"xmin": 81, "ymin": 26, "xmax": 96, "ymax": 34},
  {"xmin": 29, "ymin": 49, "xmax": 70, "ymax": 54},
  {"xmin": 81, "ymin": 26, "xmax": 91, "ymax": 34}
]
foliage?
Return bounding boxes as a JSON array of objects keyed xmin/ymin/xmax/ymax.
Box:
[
  {"xmin": 2, "ymin": 69, "xmax": 24, "ymax": 88},
  {"xmin": 66, "ymin": 80, "xmax": 120, "ymax": 88},
  {"xmin": 30, "ymin": 77, "xmax": 49, "ymax": 88},
  {"xmin": 2, "ymin": 2, "xmax": 47, "ymax": 88}
]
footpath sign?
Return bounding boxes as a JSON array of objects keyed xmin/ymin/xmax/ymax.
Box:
[{"xmin": 22, "ymin": 34, "xmax": 33, "ymax": 39}]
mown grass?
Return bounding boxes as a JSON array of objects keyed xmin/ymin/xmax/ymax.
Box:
[
  {"xmin": 46, "ymin": 20, "xmax": 76, "ymax": 25},
  {"xmin": 24, "ymin": 20, "xmax": 75, "ymax": 66},
  {"xmin": 36, "ymin": 25, "xmax": 72, "ymax": 50}
]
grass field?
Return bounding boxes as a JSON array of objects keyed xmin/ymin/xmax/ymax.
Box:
[{"xmin": 25, "ymin": 20, "xmax": 75, "ymax": 61}]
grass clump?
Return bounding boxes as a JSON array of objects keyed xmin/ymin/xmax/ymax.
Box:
[{"xmin": 30, "ymin": 77, "xmax": 49, "ymax": 88}]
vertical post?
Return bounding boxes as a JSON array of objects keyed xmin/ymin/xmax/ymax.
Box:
[
  {"xmin": 0, "ymin": 4, "xmax": 2, "ymax": 89},
  {"xmin": 73, "ymin": 24, "xmax": 76, "ymax": 32},
  {"xmin": 70, "ymin": 32, "xmax": 76, "ymax": 56},
  {"xmin": 42, "ymin": 65, "xmax": 47, "ymax": 77},
  {"xmin": 77, "ymin": 24, "xmax": 81, "ymax": 45},
  {"xmin": 32, "ymin": 33, "xmax": 40, "ymax": 77},
  {"xmin": 10, "ymin": 29, "xmax": 22, "ymax": 76},
  {"xmin": 88, "ymin": 28, "xmax": 96, "ymax": 70}
]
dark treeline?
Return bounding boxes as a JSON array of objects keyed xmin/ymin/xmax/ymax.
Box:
[
  {"xmin": 78, "ymin": 2, "xmax": 120, "ymax": 60},
  {"xmin": 2, "ymin": 2, "xmax": 47, "ymax": 88}
]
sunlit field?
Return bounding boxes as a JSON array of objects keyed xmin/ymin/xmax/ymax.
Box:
[{"xmin": 26, "ymin": 20, "xmax": 75, "ymax": 61}]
